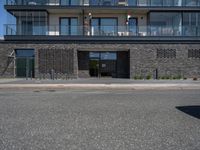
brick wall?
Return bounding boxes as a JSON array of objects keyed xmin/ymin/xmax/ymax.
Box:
[{"xmin": 0, "ymin": 42, "xmax": 200, "ymax": 79}]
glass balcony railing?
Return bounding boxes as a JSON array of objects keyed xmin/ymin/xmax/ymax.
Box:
[
  {"xmin": 5, "ymin": 0, "xmax": 200, "ymax": 6},
  {"xmin": 4, "ymin": 24, "xmax": 200, "ymax": 37}
]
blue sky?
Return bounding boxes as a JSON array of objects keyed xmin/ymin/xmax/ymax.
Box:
[{"xmin": 0, "ymin": 1, "xmax": 6, "ymax": 37}]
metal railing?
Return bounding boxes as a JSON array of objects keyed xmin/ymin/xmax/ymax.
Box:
[
  {"xmin": 5, "ymin": 0, "xmax": 200, "ymax": 6},
  {"xmin": 4, "ymin": 24, "xmax": 200, "ymax": 37}
]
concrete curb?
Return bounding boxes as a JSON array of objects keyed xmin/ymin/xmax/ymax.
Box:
[{"xmin": 0, "ymin": 84, "xmax": 200, "ymax": 90}]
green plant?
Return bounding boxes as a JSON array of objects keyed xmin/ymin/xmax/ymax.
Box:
[
  {"xmin": 133, "ymin": 76, "xmax": 138, "ymax": 80},
  {"xmin": 161, "ymin": 76, "xmax": 166, "ymax": 80},
  {"xmin": 134, "ymin": 75, "xmax": 143, "ymax": 80},
  {"xmin": 177, "ymin": 75, "xmax": 182, "ymax": 80},
  {"xmin": 172, "ymin": 76, "xmax": 177, "ymax": 80},
  {"xmin": 146, "ymin": 74, "xmax": 152, "ymax": 80},
  {"xmin": 166, "ymin": 76, "xmax": 170, "ymax": 80}
]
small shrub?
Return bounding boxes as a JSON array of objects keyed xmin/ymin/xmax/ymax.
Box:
[
  {"xmin": 161, "ymin": 76, "xmax": 166, "ymax": 80},
  {"xmin": 166, "ymin": 76, "xmax": 170, "ymax": 80},
  {"xmin": 139, "ymin": 76, "xmax": 143, "ymax": 80},
  {"xmin": 177, "ymin": 75, "xmax": 182, "ymax": 80},
  {"xmin": 172, "ymin": 76, "xmax": 177, "ymax": 80},
  {"xmin": 146, "ymin": 74, "xmax": 152, "ymax": 80},
  {"xmin": 133, "ymin": 76, "xmax": 138, "ymax": 80},
  {"xmin": 183, "ymin": 77, "xmax": 187, "ymax": 80},
  {"xmin": 172, "ymin": 75, "xmax": 182, "ymax": 80},
  {"xmin": 134, "ymin": 75, "xmax": 143, "ymax": 80}
]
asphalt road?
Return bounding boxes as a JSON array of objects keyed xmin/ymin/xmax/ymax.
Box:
[{"xmin": 0, "ymin": 89, "xmax": 200, "ymax": 150}]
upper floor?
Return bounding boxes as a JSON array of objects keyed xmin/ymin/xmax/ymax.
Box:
[
  {"xmin": 4, "ymin": 0, "xmax": 200, "ymax": 42},
  {"xmin": 5, "ymin": 0, "xmax": 200, "ymax": 7}
]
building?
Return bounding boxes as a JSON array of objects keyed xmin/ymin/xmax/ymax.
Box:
[{"xmin": 1, "ymin": 0, "xmax": 200, "ymax": 79}]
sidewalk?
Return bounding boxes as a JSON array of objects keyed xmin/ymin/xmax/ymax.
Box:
[{"xmin": 0, "ymin": 78, "xmax": 199, "ymax": 90}]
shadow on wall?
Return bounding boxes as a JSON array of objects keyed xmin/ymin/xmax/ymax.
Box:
[
  {"xmin": 176, "ymin": 106, "xmax": 200, "ymax": 119},
  {"xmin": 1, "ymin": 57, "xmax": 14, "ymax": 76}
]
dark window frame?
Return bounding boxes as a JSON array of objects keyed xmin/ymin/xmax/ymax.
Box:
[{"xmin": 59, "ymin": 17, "xmax": 78, "ymax": 35}]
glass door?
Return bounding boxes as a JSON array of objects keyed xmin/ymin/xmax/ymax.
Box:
[
  {"xmin": 101, "ymin": 18, "xmax": 117, "ymax": 36},
  {"xmin": 89, "ymin": 52, "xmax": 117, "ymax": 78},
  {"xmin": 91, "ymin": 19, "xmax": 99, "ymax": 36},
  {"xmin": 15, "ymin": 49, "xmax": 35, "ymax": 78},
  {"xmin": 89, "ymin": 52, "xmax": 100, "ymax": 77},
  {"xmin": 60, "ymin": 18, "xmax": 78, "ymax": 35},
  {"xmin": 100, "ymin": 52, "xmax": 117, "ymax": 77},
  {"xmin": 128, "ymin": 18, "xmax": 138, "ymax": 36},
  {"xmin": 21, "ymin": 21, "xmax": 33, "ymax": 35},
  {"xmin": 91, "ymin": 18, "xmax": 117, "ymax": 36}
]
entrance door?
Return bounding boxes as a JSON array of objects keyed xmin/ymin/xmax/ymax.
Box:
[
  {"xmin": 89, "ymin": 52, "xmax": 117, "ymax": 78},
  {"xmin": 129, "ymin": 18, "xmax": 138, "ymax": 36},
  {"xmin": 89, "ymin": 52, "xmax": 100, "ymax": 77},
  {"xmin": 15, "ymin": 49, "xmax": 35, "ymax": 78},
  {"xmin": 100, "ymin": 52, "xmax": 117, "ymax": 77}
]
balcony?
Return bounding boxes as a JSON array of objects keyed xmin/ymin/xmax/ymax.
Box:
[
  {"xmin": 5, "ymin": 24, "xmax": 200, "ymax": 37},
  {"xmin": 5, "ymin": 0, "xmax": 200, "ymax": 7}
]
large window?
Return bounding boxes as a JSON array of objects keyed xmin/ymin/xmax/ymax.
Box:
[
  {"xmin": 149, "ymin": 12, "xmax": 182, "ymax": 36},
  {"xmin": 13, "ymin": 11, "xmax": 48, "ymax": 35},
  {"xmin": 14, "ymin": 0, "xmax": 48, "ymax": 5},
  {"xmin": 91, "ymin": 18, "xmax": 117, "ymax": 36},
  {"xmin": 183, "ymin": 0, "xmax": 200, "ymax": 6},
  {"xmin": 150, "ymin": 12, "xmax": 200, "ymax": 36},
  {"xmin": 128, "ymin": 0, "xmax": 137, "ymax": 6},
  {"xmin": 60, "ymin": 18, "xmax": 78, "ymax": 35},
  {"xmin": 89, "ymin": 0, "xmax": 117, "ymax": 6},
  {"xmin": 183, "ymin": 13, "xmax": 200, "ymax": 36},
  {"xmin": 163, "ymin": 0, "xmax": 182, "ymax": 6},
  {"xmin": 150, "ymin": 0, "xmax": 163, "ymax": 6}
]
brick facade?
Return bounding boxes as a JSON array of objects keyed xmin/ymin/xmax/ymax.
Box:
[{"xmin": 0, "ymin": 42, "xmax": 200, "ymax": 79}]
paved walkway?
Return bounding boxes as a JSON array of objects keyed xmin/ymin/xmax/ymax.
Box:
[{"xmin": 0, "ymin": 78, "xmax": 199, "ymax": 90}]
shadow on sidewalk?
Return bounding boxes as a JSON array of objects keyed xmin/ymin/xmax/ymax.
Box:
[{"xmin": 176, "ymin": 106, "xmax": 200, "ymax": 119}]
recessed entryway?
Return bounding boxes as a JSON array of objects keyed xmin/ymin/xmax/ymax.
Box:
[
  {"xmin": 15, "ymin": 49, "xmax": 35, "ymax": 78},
  {"xmin": 78, "ymin": 51, "xmax": 129, "ymax": 78}
]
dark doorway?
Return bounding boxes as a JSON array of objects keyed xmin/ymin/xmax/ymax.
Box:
[
  {"xmin": 89, "ymin": 52, "xmax": 117, "ymax": 78},
  {"xmin": 78, "ymin": 51, "xmax": 129, "ymax": 78},
  {"xmin": 15, "ymin": 49, "xmax": 35, "ymax": 78}
]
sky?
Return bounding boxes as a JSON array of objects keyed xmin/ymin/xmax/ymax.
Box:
[{"xmin": 0, "ymin": 0, "xmax": 6, "ymax": 38}]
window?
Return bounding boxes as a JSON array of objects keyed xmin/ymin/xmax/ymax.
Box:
[
  {"xmin": 89, "ymin": 0, "xmax": 117, "ymax": 5},
  {"xmin": 188, "ymin": 49, "xmax": 200, "ymax": 58},
  {"xmin": 15, "ymin": 49, "xmax": 35, "ymax": 57},
  {"xmin": 91, "ymin": 18, "xmax": 117, "ymax": 36},
  {"xmin": 128, "ymin": 0, "xmax": 137, "ymax": 6},
  {"xmin": 157, "ymin": 49, "xmax": 176, "ymax": 58},
  {"xmin": 183, "ymin": 12, "xmax": 200, "ymax": 36},
  {"xmin": 101, "ymin": 52, "xmax": 117, "ymax": 60},
  {"xmin": 149, "ymin": 12, "xmax": 182, "ymax": 36},
  {"xmin": 13, "ymin": 11, "xmax": 48, "ymax": 35},
  {"xmin": 183, "ymin": 0, "xmax": 199, "ymax": 6},
  {"xmin": 150, "ymin": 0, "xmax": 163, "ymax": 6},
  {"xmin": 60, "ymin": 18, "xmax": 78, "ymax": 35},
  {"xmin": 60, "ymin": 0, "xmax": 80, "ymax": 5}
]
